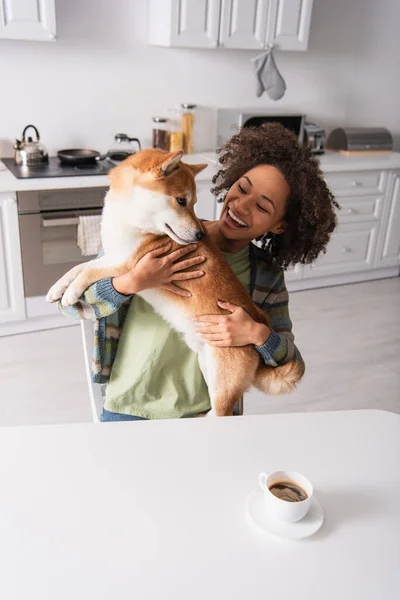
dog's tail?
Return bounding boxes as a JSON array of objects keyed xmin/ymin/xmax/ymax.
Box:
[{"xmin": 253, "ymin": 359, "xmax": 304, "ymax": 396}]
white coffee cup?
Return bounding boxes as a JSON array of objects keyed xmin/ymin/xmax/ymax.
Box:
[{"xmin": 258, "ymin": 470, "xmax": 313, "ymax": 523}]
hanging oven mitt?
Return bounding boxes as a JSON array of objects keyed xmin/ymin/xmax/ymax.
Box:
[{"xmin": 251, "ymin": 45, "xmax": 286, "ymax": 101}]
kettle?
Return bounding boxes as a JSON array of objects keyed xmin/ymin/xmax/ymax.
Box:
[
  {"xmin": 105, "ymin": 133, "xmax": 141, "ymax": 161},
  {"xmin": 14, "ymin": 125, "xmax": 49, "ymax": 166}
]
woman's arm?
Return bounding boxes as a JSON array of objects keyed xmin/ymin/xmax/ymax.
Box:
[
  {"xmin": 254, "ymin": 270, "xmax": 305, "ymax": 375},
  {"xmin": 58, "ymin": 277, "xmax": 132, "ymax": 321},
  {"xmin": 193, "ymin": 271, "xmax": 305, "ymax": 374},
  {"xmin": 59, "ymin": 242, "xmax": 206, "ymax": 320}
]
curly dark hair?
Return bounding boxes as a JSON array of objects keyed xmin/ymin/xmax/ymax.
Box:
[{"xmin": 211, "ymin": 122, "xmax": 339, "ymax": 269}]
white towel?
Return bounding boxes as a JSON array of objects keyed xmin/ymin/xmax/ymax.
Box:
[{"xmin": 77, "ymin": 215, "xmax": 102, "ymax": 256}]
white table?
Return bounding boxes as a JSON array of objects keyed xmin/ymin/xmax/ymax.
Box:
[{"xmin": 1, "ymin": 410, "xmax": 399, "ymax": 599}]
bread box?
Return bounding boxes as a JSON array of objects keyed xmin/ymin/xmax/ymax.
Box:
[{"xmin": 327, "ymin": 127, "xmax": 393, "ymax": 154}]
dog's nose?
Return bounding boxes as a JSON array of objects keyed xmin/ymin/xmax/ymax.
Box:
[{"xmin": 196, "ymin": 230, "xmax": 205, "ymax": 241}]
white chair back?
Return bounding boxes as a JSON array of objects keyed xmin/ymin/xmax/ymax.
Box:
[{"xmin": 80, "ymin": 319, "xmax": 105, "ymax": 423}]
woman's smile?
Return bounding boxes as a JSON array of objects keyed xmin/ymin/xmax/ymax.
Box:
[{"xmin": 224, "ymin": 206, "xmax": 250, "ymax": 229}]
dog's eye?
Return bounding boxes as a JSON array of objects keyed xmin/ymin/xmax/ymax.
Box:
[{"xmin": 176, "ymin": 197, "xmax": 187, "ymax": 206}]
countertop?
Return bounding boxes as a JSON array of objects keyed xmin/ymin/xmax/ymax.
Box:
[
  {"xmin": 0, "ymin": 152, "xmax": 219, "ymax": 193},
  {"xmin": 1, "ymin": 151, "xmax": 400, "ymax": 193},
  {"xmin": 0, "ymin": 410, "xmax": 399, "ymax": 600}
]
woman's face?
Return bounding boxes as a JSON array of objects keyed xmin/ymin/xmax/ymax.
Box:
[{"xmin": 218, "ymin": 164, "xmax": 290, "ymax": 242}]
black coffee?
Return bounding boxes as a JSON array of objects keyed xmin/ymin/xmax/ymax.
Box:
[{"xmin": 268, "ymin": 481, "xmax": 308, "ymax": 502}]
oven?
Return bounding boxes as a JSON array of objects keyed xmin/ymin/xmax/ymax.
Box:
[{"xmin": 17, "ymin": 187, "xmax": 107, "ymax": 297}]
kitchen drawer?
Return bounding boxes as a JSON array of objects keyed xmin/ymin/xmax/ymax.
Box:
[
  {"xmin": 304, "ymin": 221, "xmax": 378, "ymax": 278},
  {"xmin": 337, "ymin": 195, "xmax": 383, "ymax": 223},
  {"xmin": 324, "ymin": 170, "xmax": 387, "ymax": 196}
]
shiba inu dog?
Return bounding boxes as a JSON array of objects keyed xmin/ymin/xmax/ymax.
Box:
[{"xmin": 47, "ymin": 149, "xmax": 302, "ymax": 416}]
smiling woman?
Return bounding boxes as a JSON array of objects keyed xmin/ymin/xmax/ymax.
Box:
[
  {"xmin": 215, "ymin": 164, "xmax": 290, "ymax": 251},
  {"xmin": 212, "ymin": 122, "xmax": 339, "ymax": 267},
  {"xmin": 59, "ymin": 123, "xmax": 337, "ymax": 422}
]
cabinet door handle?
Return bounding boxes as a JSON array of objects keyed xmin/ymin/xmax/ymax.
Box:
[
  {"xmin": 352, "ymin": 181, "xmax": 363, "ymax": 187},
  {"xmin": 346, "ymin": 208, "xmax": 357, "ymax": 214},
  {"xmin": 341, "ymin": 247, "xmax": 352, "ymax": 253}
]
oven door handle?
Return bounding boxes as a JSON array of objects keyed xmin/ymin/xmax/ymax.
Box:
[
  {"xmin": 42, "ymin": 217, "xmax": 79, "ymax": 227},
  {"xmin": 42, "ymin": 211, "xmax": 102, "ymax": 228}
]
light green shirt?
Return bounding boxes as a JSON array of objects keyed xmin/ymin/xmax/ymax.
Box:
[{"xmin": 104, "ymin": 245, "xmax": 251, "ymax": 419}]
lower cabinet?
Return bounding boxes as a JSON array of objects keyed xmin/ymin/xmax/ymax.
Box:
[
  {"xmin": 303, "ymin": 221, "xmax": 379, "ymax": 278},
  {"xmin": 375, "ymin": 170, "xmax": 400, "ymax": 268},
  {"xmin": 0, "ymin": 194, "xmax": 25, "ymax": 323},
  {"xmin": 284, "ymin": 167, "xmax": 400, "ymax": 288}
]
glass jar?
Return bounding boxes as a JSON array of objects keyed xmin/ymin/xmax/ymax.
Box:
[
  {"xmin": 152, "ymin": 117, "xmax": 169, "ymax": 151},
  {"xmin": 168, "ymin": 109, "xmax": 184, "ymax": 152},
  {"xmin": 181, "ymin": 103, "xmax": 196, "ymax": 154}
]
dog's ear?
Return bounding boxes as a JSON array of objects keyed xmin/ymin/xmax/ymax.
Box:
[
  {"xmin": 156, "ymin": 150, "xmax": 183, "ymax": 178},
  {"xmin": 185, "ymin": 163, "xmax": 208, "ymax": 177}
]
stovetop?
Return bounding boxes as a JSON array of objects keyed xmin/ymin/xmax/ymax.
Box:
[{"xmin": 2, "ymin": 157, "xmax": 116, "ymax": 179}]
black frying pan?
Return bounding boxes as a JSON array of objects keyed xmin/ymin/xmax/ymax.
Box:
[
  {"xmin": 57, "ymin": 148, "xmax": 139, "ymax": 166},
  {"xmin": 58, "ymin": 149, "xmax": 102, "ymax": 165}
]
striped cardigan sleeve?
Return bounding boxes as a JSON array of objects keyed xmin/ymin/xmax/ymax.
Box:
[
  {"xmin": 254, "ymin": 269, "xmax": 305, "ymax": 374},
  {"xmin": 58, "ymin": 277, "xmax": 132, "ymax": 320}
]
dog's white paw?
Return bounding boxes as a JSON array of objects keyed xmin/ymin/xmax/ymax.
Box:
[
  {"xmin": 46, "ymin": 283, "xmax": 66, "ymax": 303},
  {"xmin": 61, "ymin": 286, "xmax": 80, "ymax": 307},
  {"xmin": 206, "ymin": 409, "xmax": 217, "ymax": 418}
]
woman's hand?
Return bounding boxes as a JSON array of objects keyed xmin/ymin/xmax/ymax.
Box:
[
  {"xmin": 112, "ymin": 242, "xmax": 205, "ymax": 297},
  {"xmin": 193, "ymin": 301, "xmax": 271, "ymax": 347}
]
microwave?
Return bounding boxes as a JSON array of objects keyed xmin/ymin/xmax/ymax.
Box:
[{"xmin": 217, "ymin": 109, "xmax": 305, "ymax": 147}]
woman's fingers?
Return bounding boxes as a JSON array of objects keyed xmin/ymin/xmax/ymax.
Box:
[
  {"xmin": 168, "ymin": 243, "xmax": 198, "ymax": 263},
  {"xmin": 170, "ymin": 270, "xmax": 204, "ymax": 281},
  {"xmin": 199, "ymin": 333, "xmax": 226, "ymax": 341},
  {"xmin": 149, "ymin": 242, "xmax": 172, "ymax": 257},
  {"xmin": 193, "ymin": 314, "xmax": 224, "ymax": 324},
  {"xmin": 195, "ymin": 325, "xmax": 224, "ymax": 334},
  {"xmin": 161, "ymin": 283, "xmax": 192, "ymax": 297},
  {"xmin": 171, "ymin": 255, "xmax": 205, "ymax": 272}
]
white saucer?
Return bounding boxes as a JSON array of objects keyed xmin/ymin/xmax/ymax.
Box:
[{"xmin": 245, "ymin": 489, "xmax": 324, "ymax": 541}]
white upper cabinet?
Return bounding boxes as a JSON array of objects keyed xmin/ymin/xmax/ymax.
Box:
[
  {"xmin": 0, "ymin": 0, "xmax": 56, "ymax": 41},
  {"xmin": 219, "ymin": 0, "xmax": 269, "ymax": 50},
  {"xmin": 148, "ymin": 0, "xmax": 221, "ymax": 48},
  {"xmin": 148, "ymin": 0, "xmax": 313, "ymax": 50},
  {"xmin": 266, "ymin": 0, "xmax": 313, "ymax": 51}
]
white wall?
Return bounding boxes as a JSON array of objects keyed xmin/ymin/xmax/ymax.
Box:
[{"xmin": 0, "ymin": 0, "xmax": 399, "ymax": 158}]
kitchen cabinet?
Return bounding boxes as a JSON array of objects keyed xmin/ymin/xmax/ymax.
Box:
[
  {"xmin": 266, "ymin": 0, "xmax": 314, "ymax": 51},
  {"xmin": 148, "ymin": 0, "xmax": 313, "ymax": 51},
  {"xmin": 0, "ymin": 0, "xmax": 56, "ymax": 41},
  {"xmin": 285, "ymin": 161, "xmax": 400, "ymax": 292},
  {"xmin": 148, "ymin": 0, "xmax": 220, "ymax": 48},
  {"xmin": 303, "ymin": 221, "xmax": 379, "ymax": 278},
  {"xmin": 0, "ymin": 194, "xmax": 26, "ymax": 323},
  {"xmin": 375, "ymin": 170, "xmax": 400, "ymax": 268},
  {"xmin": 219, "ymin": 0, "xmax": 270, "ymax": 50}
]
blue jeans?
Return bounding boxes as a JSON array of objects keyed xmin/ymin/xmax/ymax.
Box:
[{"xmin": 100, "ymin": 408, "xmax": 147, "ymax": 422}]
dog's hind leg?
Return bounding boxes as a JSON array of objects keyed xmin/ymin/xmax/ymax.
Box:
[{"xmin": 202, "ymin": 346, "xmax": 258, "ymax": 417}]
